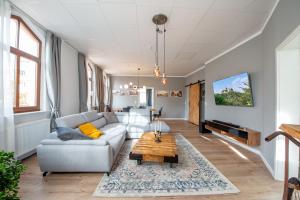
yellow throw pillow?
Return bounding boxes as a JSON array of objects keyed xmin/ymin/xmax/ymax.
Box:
[{"xmin": 79, "ymin": 123, "xmax": 103, "ymax": 139}]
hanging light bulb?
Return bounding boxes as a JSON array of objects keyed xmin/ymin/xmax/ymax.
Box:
[
  {"xmin": 152, "ymin": 14, "xmax": 167, "ymax": 82},
  {"xmin": 161, "ymin": 24, "xmax": 167, "ymax": 85},
  {"xmin": 161, "ymin": 73, "xmax": 167, "ymax": 85},
  {"xmin": 154, "ymin": 65, "xmax": 160, "ymax": 78},
  {"xmin": 153, "ymin": 23, "xmax": 160, "ymax": 78}
]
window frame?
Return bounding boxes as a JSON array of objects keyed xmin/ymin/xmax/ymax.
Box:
[{"xmin": 10, "ymin": 15, "xmax": 42, "ymax": 113}]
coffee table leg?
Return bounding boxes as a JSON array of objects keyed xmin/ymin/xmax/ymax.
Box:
[
  {"xmin": 137, "ymin": 160, "xmax": 142, "ymax": 165},
  {"xmin": 170, "ymin": 163, "xmax": 173, "ymax": 168}
]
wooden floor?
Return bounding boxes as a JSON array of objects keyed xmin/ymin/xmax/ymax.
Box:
[{"xmin": 19, "ymin": 120, "xmax": 283, "ymax": 200}]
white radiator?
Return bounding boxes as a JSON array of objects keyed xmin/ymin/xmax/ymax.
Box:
[{"xmin": 15, "ymin": 119, "xmax": 50, "ymax": 159}]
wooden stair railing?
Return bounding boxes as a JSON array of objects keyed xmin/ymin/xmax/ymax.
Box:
[{"xmin": 265, "ymin": 124, "xmax": 300, "ymax": 200}]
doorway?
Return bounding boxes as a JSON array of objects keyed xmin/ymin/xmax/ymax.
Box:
[
  {"xmin": 275, "ymin": 25, "xmax": 300, "ymax": 180},
  {"xmin": 138, "ymin": 87, "xmax": 154, "ymax": 108},
  {"xmin": 189, "ymin": 82, "xmax": 200, "ymax": 125}
]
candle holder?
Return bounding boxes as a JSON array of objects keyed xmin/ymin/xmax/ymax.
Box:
[
  {"xmin": 154, "ymin": 131, "xmax": 162, "ymax": 143},
  {"xmin": 153, "ymin": 118, "xmax": 162, "ymax": 143}
]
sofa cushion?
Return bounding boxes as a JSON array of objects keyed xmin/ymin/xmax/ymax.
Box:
[
  {"xmin": 101, "ymin": 123, "xmax": 127, "ymax": 136},
  {"xmin": 115, "ymin": 112, "xmax": 129, "ymax": 124},
  {"xmin": 103, "ymin": 112, "xmax": 119, "ymax": 124},
  {"xmin": 81, "ymin": 110, "xmax": 100, "ymax": 122},
  {"xmin": 130, "ymin": 108, "xmax": 150, "ymax": 116},
  {"xmin": 56, "ymin": 114, "xmax": 87, "ymax": 129},
  {"xmin": 129, "ymin": 108, "xmax": 150, "ymax": 124},
  {"xmin": 105, "ymin": 134, "xmax": 125, "ymax": 158},
  {"xmin": 91, "ymin": 117, "xmax": 106, "ymax": 129},
  {"xmin": 129, "ymin": 114, "xmax": 150, "ymax": 124},
  {"xmin": 56, "ymin": 127, "xmax": 91, "ymax": 141},
  {"xmin": 79, "ymin": 123, "xmax": 103, "ymax": 139},
  {"xmin": 126, "ymin": 132, "xmax": 145, "ymax": 139},
  {"xmin": 126, "ymin": 123, "xmax": 150, "ymax": 133}
]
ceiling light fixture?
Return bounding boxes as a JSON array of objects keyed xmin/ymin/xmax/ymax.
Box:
[
  {"xmin": 152, "ymin": 14, "xmax": 167, "ymax": 81},
  {"xmin": 120, "ymin": 68, "xmax": 145, "ymax": 92}
]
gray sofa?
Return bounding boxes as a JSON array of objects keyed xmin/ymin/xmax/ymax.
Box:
[{"xmin": 37, "ymin": 109, "xmax": 170, "ymax": 174}]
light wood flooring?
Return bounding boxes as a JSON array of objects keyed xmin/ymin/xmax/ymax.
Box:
[{"xmin": 19, "ymin": 120, "xmax": 283, "ymax": 200}]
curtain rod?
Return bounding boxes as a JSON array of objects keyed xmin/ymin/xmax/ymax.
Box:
[{"xmin": 184, "ymin": 80, "xmax": 205, "ymax": 87}]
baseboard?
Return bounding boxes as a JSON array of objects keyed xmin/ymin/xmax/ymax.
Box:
[
  {"xmin": 211, "ymin": 131, "xmax": 275, "ymax": 178},
  {"xmin": 160, "ymin": 118, "xmax": 186, "ymax": 120},
  {"xmin": 17, "ymin": 148, "xmax": 36, "ymax": 160},
  {"xmin": 258, "ymin": 151, "xmax": 275, "ymax": 178}
]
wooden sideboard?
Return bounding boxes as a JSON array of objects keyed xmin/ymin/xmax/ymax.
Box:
[{"xmin": 205, "ymin": 120, "xmax": 261, "ymax": 146}]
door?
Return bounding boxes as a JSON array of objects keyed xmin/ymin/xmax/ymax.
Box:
[{"xmin": 189, "ymin": 83, "xmax": 200, "ymax": 125}]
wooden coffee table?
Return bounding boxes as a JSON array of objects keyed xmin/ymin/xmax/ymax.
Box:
[{"xmin": 129, "ymin": 132, "xmax": 178, "ymax": 168}]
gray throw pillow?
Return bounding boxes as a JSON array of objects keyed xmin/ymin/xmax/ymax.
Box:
[
  {"xmin": 103, "ymin": 112, "xmax": 119, "ymax": 124},
  {"xmin": 56, "ymin": 127, "xmax": 92, "ymax": 141}
]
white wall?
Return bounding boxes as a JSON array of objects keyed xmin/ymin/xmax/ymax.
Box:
[
  {"xmin": 183, "ymin": 0, "xmax": 300, "ymax": 177},
  {"xmin": 111, "ymin": 76, "xmax": 186, "ymax": 119},
  {"xmin": 60, "ymin": 41, "xmax": 79, "ymax": 116},
  {"xmin": 275, "ymin": 49, "xmax": 300, "ymax": 180}
]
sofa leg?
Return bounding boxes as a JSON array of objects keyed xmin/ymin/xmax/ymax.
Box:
[
  {"xmin": 42, "ymin": 172, "xmax": 48, "ymax": 177},
  {"xmin": 106, "ymin": 172, "xmax": 110, "ymax": 176}
]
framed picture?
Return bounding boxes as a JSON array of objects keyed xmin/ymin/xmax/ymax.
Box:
[
  {"xmin": 157, "ymin": 90, "xmax": 169, "ymax": 97},
  {"xmin": 129, "ymin": 89, "xmax": 138, "ymax": 96},
  {"xmin": 170, "ymin": 90, "xmax": 183, "ymax": 97},
  {"xmin": 113, "ymin": 90, "xmax": 127, "ymax": 96},
  {"xmin": 112, "ymin": 90, "xmax": 120, "ymax": 95}
]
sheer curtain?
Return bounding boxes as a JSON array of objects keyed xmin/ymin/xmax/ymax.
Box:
[
  {"xmin": 105, "ymin": 74, "xmax": 112, "ymax": 111},
  {"xmin": 102, "ymin": 73, "xmax": 111, "ymax": 112},
  {"xmin": 78, "ymin": 53, "xmax": 88, "ymax": 112},
  {"xmin": 0, "ymin": 0, "xmax": 15, "ymax": 151}
]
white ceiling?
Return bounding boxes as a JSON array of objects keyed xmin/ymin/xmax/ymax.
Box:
[{"xmin": 11, "ymin": 0, "xmax": 277, "ymax": 76}]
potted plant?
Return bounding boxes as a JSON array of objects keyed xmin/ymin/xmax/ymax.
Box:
[{"xmin": 0, "ymin": 151, "xmax": 26, "ymax": 200}]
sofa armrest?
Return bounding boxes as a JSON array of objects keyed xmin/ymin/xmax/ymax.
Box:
[{"xmin": 40, "ymin": 139, "xmax": 108, "ymax": 146}]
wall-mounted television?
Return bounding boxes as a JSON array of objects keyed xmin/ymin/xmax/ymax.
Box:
[{"xmin": 213, "ymin": 72, "xmax": 254, "ymax": 107}]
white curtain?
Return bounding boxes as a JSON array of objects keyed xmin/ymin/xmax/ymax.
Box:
[
  {"xmin": 0, "ymin": 0, "xmax": 15, "ymax": 151},
  {"xmin": 103, "ymin": 73, "xmax": 111, "ymax": 111},
  {"xmin": 106, "ymin": 74, "xmax": 112, "ymax": 110}
]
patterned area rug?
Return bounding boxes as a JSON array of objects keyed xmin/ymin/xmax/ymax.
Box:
[{"xmin": 93, "ymin": 134, "xmax": 239, "ymax": 197}]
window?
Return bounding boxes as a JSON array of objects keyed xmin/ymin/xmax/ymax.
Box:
[
  {"xmin": 87, "ymin": 64, "xmax": 94, "ymax": 110},
  {"xmin": 10, "ymin": 16, "xmax": 41, "ymax": 113},
  {"xmin": 103, "ymin": 73, "xmax": 111, "ymax": 109}
]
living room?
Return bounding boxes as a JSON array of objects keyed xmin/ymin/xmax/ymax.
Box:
[{"xmin": 0, "ymin": 0, "xmax": 300, "ymax": 199}]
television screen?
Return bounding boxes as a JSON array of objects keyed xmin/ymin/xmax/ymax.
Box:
[{"xmin": 213, "ymin": 72, "xmax": 254, "ymax": 107}]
